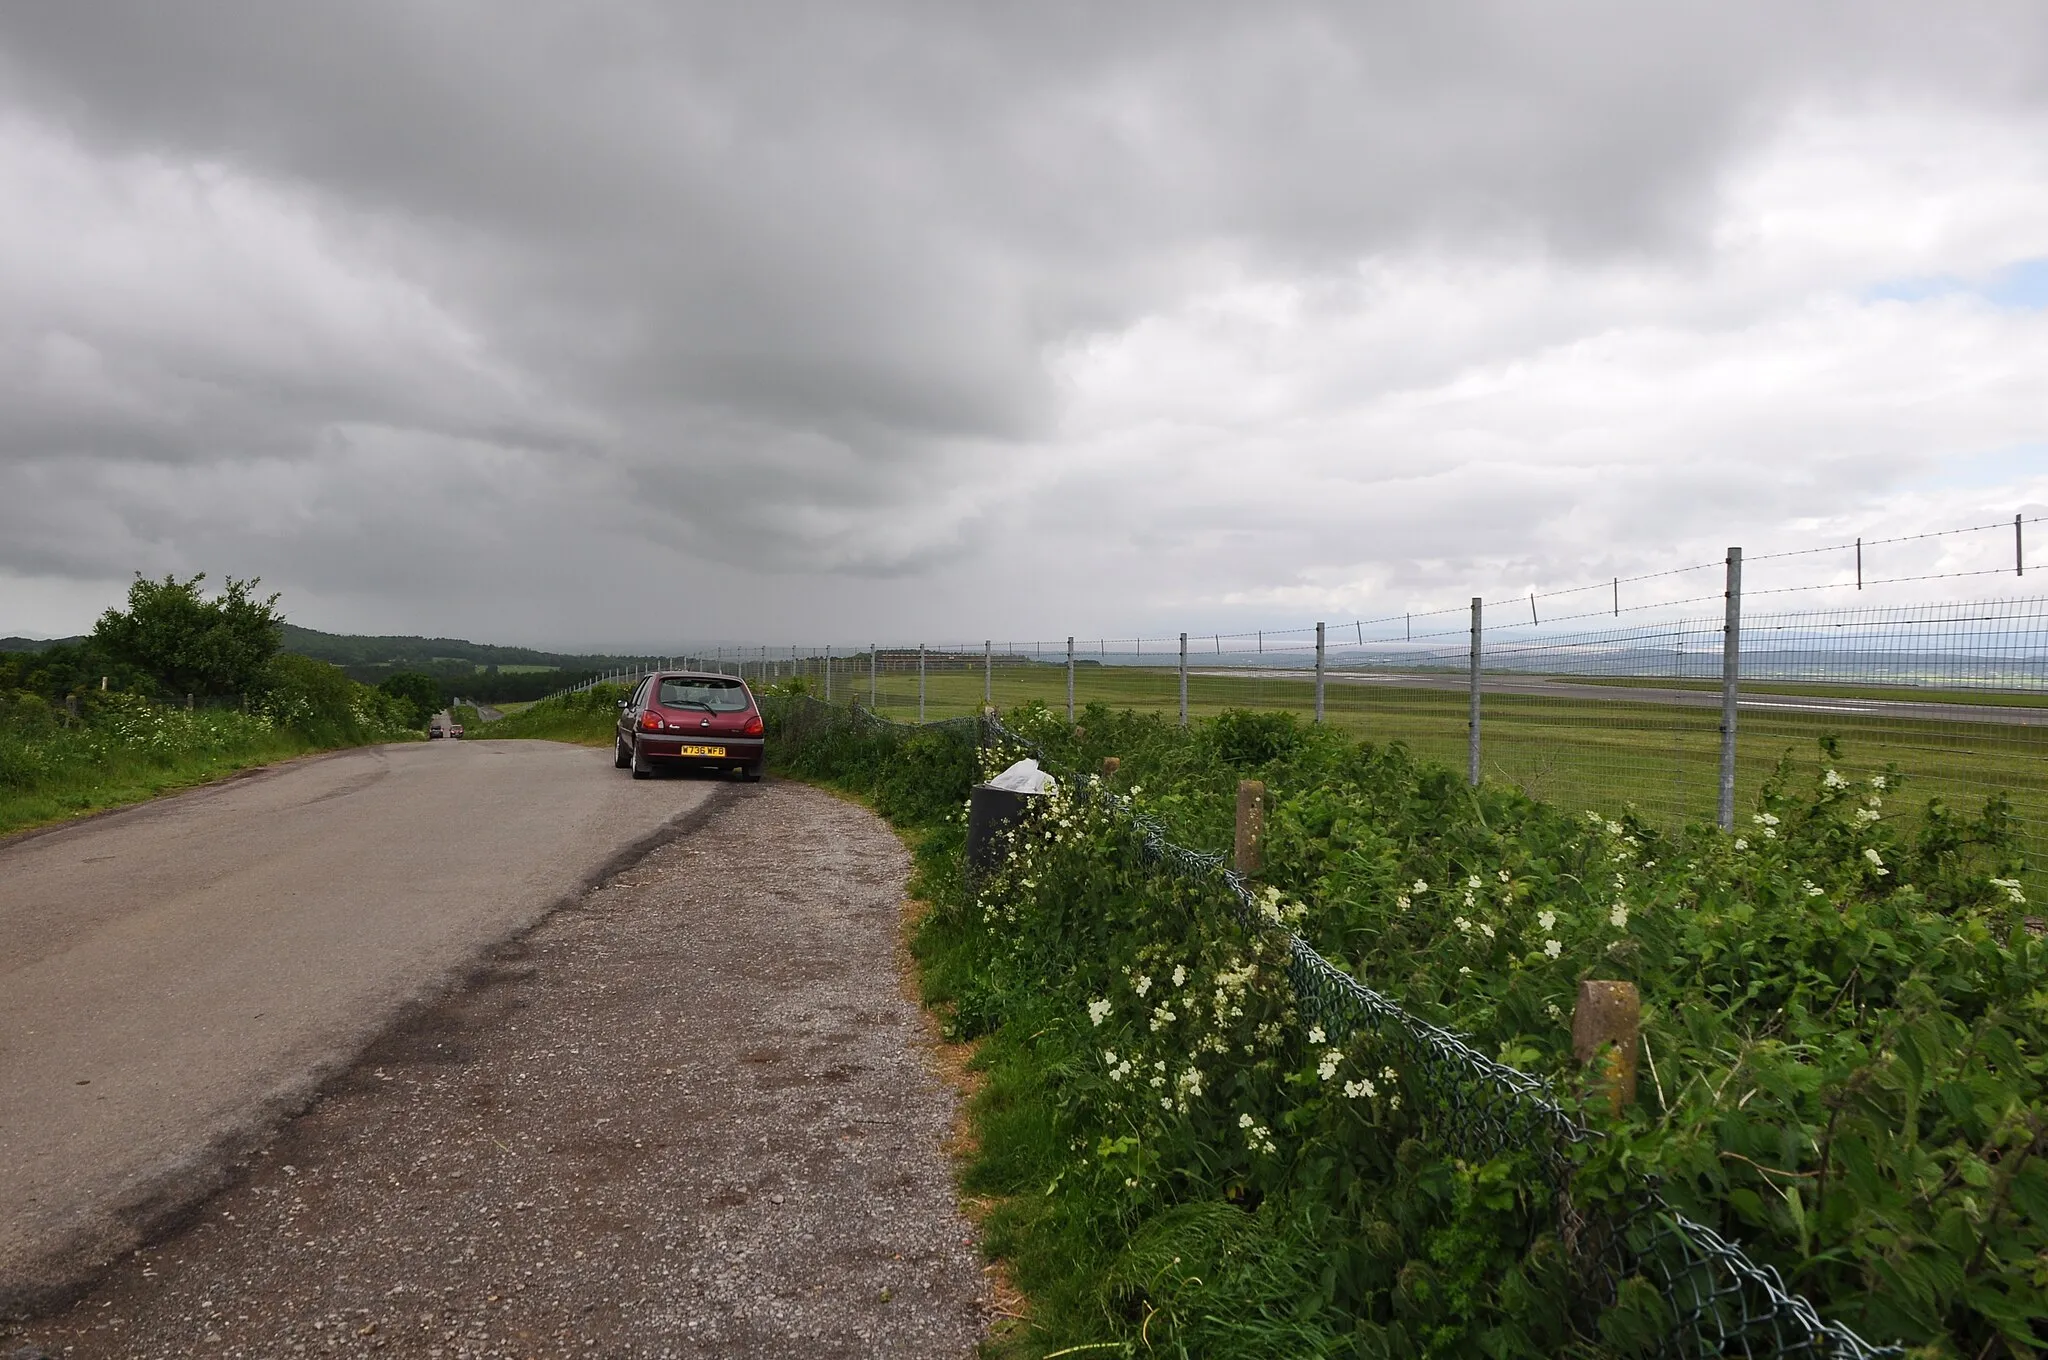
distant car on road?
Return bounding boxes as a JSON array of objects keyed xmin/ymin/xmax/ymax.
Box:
[
  {"xmin": 428, "ymin": 724, "xmax": 446, "ymax": 739},
  {"xmin": 615, "ymin": 672, "xmax": 765, "ymax": 781},
  {"xmin": 448, "ymin": 723, "xmax": 465, "ymax": 739}
]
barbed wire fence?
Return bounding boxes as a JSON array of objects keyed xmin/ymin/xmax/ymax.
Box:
[{"xmin": 567, "ymin": 512, "xmax": 2047, "ymax": 902}]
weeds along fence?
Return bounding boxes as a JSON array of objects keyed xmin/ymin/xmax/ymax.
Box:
[{"xmin": 765, "ymin": 694, "xmax": 1900, "ymax": 1358}]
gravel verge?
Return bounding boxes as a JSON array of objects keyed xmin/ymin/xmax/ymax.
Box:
[{"xmin": 4, "ymin": 778, "xmax": 988, "ymax": 1358}]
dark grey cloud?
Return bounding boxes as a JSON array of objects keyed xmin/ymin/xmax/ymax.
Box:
[{"xmin": 2, "ymin": 3, "xmax": 2047, "ymax": 644}]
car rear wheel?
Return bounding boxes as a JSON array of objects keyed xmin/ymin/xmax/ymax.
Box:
[
  {"xmin": 631, "ymin": 738, "xmax": 654, "ymax": 779},
  {"xmin": 740, "ymin": 762, "xmax": 764, "ymax": 783},
  {"xmin": 614, "ymin": 736, "xmax": 632, "ymax": 769}
]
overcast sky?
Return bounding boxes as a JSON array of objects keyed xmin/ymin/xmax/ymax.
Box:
[{"xmin": 3, "ymin": 3, "xmax": 2046, "ymax": 649}]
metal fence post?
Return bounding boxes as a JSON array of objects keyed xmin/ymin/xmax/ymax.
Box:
[
  {"xmin": 984, "ymin": 639, "xmax": 992, "ymax": 707},
  {"xmin": 919, "ymin": 643, "xmax": 927, "ymax": 722},
  {"xmin": 1179, "ymin": 631, "xmax": 1188, "ymax": 727},
  {"xmin": 1467, "ymin": 598, "xmax": 1482, "ymax": 787},
  {"xmin": 1718, "ymin": 547, "xmax": 1743, "ymax": 831},
  {"xmin": 824, "ymin": 644, "xmax": 832, "ymax": 701},
  {"xmin": 1066, "ymin": 635, "xmax": 1075, "ymax": 721},
  {"xmin": 1314, "ymin": 621, "xmax": 1326, "ymax": 724},
  {"xmin": 870, "ymin": 644, "xmax": 877, "ymax": 709}
]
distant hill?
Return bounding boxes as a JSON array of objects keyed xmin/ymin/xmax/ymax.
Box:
[
  {"xmin": 276, "ymin": 623, "xmax": 647, "ymax": 673},
  {"xmin": 2, "ymin": 625, "xmax": 657, "ymax": 703}
]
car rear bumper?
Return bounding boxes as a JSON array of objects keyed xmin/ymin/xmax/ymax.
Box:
[{"xmin": 633, "ymin": 734, "xmax": 766, "ymax": 766}]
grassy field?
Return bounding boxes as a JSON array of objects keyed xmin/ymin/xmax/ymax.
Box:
[{"xmin": 841, "ymin": 661, "xmax": 2047, "ymax": 889}]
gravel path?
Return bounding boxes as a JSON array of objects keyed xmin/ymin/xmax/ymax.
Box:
[{"xmin": 5, "ymin": 779, "xmax": 988, "ymax": 1358}]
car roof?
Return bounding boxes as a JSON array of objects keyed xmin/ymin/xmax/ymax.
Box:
[{"xmin": 649, "ymin": 671, "xmax": 749, "ymax": 684}]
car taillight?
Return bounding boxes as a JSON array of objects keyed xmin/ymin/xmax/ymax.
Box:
[
  {"xmin": 742, "ymin": 713, "xmax": 764, "ymax": 736},
  {"xmin": 639, "ymin": 711, "xmax": 663, "ymax": 731}
]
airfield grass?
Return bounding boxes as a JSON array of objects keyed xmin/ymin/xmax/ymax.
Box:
[
  {"xmin": 849, "ymin": 662, "xmax": 2048, "ymax": 893},
  {"xmin": 1572, "ymin": 675, "xmax": 2048, "ymax": 709}
]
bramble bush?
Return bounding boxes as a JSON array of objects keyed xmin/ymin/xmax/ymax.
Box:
[{"xmin": 766, "ymin": 697, "xmax": 2046, "ymax": 1358}]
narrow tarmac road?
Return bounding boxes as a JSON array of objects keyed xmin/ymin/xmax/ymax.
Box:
[
  {"xmin": 0, "ymin": 740, "xmax": 715, "ymax": 1313},
  {"xmin": 6, "ymin": 780, "xmax": 987, "ymax": 1358}
]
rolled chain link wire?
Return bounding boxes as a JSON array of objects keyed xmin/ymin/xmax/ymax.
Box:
[{"xmin": 768, "ymin": 696, "xmax": 1900, "ymax": 1359}]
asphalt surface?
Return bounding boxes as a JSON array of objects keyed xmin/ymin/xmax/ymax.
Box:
[
  {"xmin": 1192, "ymin": 669, "xmax": 2046, "ymax": 726},
  {"xmin": 0, "ymin": 740, "xmax": 717, "ymax": 1314},
  {"xmin": 5, "ymin": 779, "xmax": 986, "ymax": 1358}
]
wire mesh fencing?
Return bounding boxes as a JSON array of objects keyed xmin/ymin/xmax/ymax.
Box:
[{"xmin": 723, "ymin": 588, "xmax": 2046, "ymax": 906}]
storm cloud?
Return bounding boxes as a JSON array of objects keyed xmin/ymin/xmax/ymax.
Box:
[{"xmin": 3, "ymin": 3, "xmax": 2046, "ymax": 645}]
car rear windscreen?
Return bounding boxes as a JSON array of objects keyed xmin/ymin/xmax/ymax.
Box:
[{"xmin": 658, "ymin": 677, "xmax": 750, "ymax": 711}]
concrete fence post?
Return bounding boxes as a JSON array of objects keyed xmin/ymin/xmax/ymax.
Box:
[
  {"xmin": 1234, "ymin": 780, "xmax": 1265, "ymax": 876},
  {"xmin": 870, "ymin": 644, "xmax": 878, "ymax": 709},
  {"xmin": 1178, "ymin": 631, "xmax": 1188, "ymax": 727},
  {"xmin": 984, "ymin": 639, "xmax": 992, "ymax": 707},
  {"xmin": 1066, "ymin": 636, "xmax": 1075, "ymax": 722},
  {"xmin": 1314, "ymin": 621, "xmax": 1326, "ymax": 724},
  {"xmin": 919, "ymin": 644, "xmax": 927, "ymax": 722},
  {"xmin": 1718, "ymin": 547, "xmax": 1743, "ymax": 831},
  {"xmin": 1467, "ymin": 598, "xmax": 1481, "ymax": 787},
  {"xmin": 824, "ymin": 644, "xmax": 833, "ymax": 701}
]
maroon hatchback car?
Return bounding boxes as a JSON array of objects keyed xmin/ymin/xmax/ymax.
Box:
[{"xmin": 615, "ymin": 672, "xmax": 765, "ymax": 781}]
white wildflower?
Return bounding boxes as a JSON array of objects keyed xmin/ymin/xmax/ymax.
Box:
[
  {"xmin": 1343, "ymin": 1078, "xmax": 1373, "ymax": 1099},
  {"xmin": 1498, "ymin": 869, "xmax": 1512, "ymax": 883},
  {"xmin": 1853, "ymin": 808, "xmax": 1880, "ymax": 825},
  {"xmin": 1537, "ymin": 909, "xmax": 1557, "ymax": 933},
  {"xmin": 1412, "ymin": 879, "xmax": 1429, "ymax": 894},
  {"xmin": 1238, "ymin": 1112, "xmax": 1253, "ymax": 1129},
  {"xmin": 1308, "ymin": 1026, "xmax": 1325, "ymax": 1045},
  {"xmin": 1863, "ymin": 848, "xmax": 1888, "ymax": 876},
  {"xmin": 1478, "ymin": 922, "xmax": 1496, "ymax": 940},
  {"xmin": 1544, "ymin": 939, "xmax": 1563, "ymax": 959},
  {"xmin": 1802, "ymin": 881, "xmax": 1824, "ymax": 898},
  {"xmin": 1989, "ymin": 877, "xmax": 2026, "ymax": 905},
  {"xmin": 1453, "ymin": 916, "xmax": 1473, "ymax": 934},
  {"xmin": 1395, "ymin": 894, "xmax": 1411, "ymax": 912},
  {"xmin": 1467, "ymin": 874, "xmax": 1483, "ymax": 890},
  {"xmin": 1172, "ymin": 965, "xmax": 1187, "ymax": 988},
  {"xmin": 1823, "ymin": 769, "xmax": 1848, "ymax": 790},
  {"xmin": 1133, "ymin": 975, "xmax": 1153, "ymax": 997},
  {"xmin": 1609, "ymin": 903, "xmax": 1630, "ymax": 929},
  {"xmin": 1318, "ymin": 1050, "xmax": 1343, "ymax": 1081},
  {"xmin": 1734, "ymin": 838, "xmax": 1748, "ymax": 851},
  {"xmin": 1870, "ymin": 774, "xmax": 1888, "ymax": 791},
  {"xmin": 1088, "ymin": 999, "xmax": 1111, "ymax": 1026},
  {"xmin": 1545, "ymin": 1001, "xmax": 1563, "ymax": 1020}
]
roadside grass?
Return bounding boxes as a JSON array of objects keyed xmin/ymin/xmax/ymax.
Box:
[
  {"xmin": 858, "ymin": 664, "xmax": 2048, "ymax": 891},
  {"xmin": 468, "ymin": 685, "xmax": 624, "ymax": 747},
  {"xmin": 0, "ymin": 724, "xmax": 323, "ymax": 838},
  {"xmin": 0, "ymin": 681, "xmax": 417, "ymax": 839}
]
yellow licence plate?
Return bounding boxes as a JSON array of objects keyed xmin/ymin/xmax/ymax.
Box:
[{"xmin": 675, "ymin": 744, "xmax": 726, "ymax": 758}]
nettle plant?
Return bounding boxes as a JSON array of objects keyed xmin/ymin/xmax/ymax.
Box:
[{"xmin": 960, "ymin": 711, "xmax": 2046, "ymax": 1355}]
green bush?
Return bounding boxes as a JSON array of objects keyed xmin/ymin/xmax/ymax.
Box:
[{"xmin": 769, "ymin": 699, "xmax": 2045, "ymax": 1357}]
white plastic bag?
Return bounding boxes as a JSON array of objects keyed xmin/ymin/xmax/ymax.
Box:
[{"xmin": 985, "ymin": 757, "xmax": 1058, "ymax": 795}]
